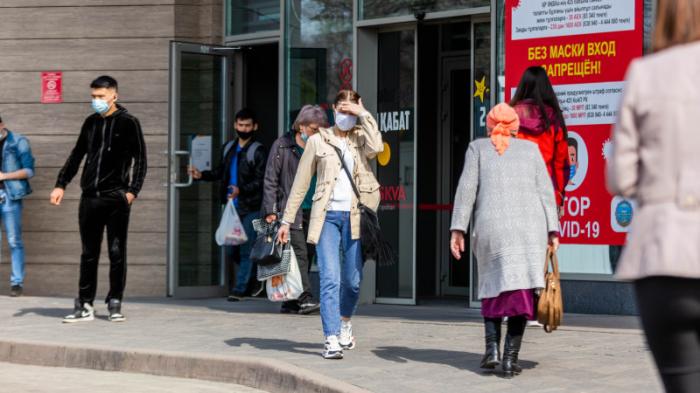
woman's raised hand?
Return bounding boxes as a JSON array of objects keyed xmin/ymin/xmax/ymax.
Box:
[
  {"xmin": 450, "ymin": 230, "xmax": 466, "ymax": 260},
  {"xmin": 337, "ymin": 98, "xmax": 366, "ymax": 116}
]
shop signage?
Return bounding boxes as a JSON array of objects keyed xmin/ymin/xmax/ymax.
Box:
[
  {"xmin": 41, "ymin": 71, "xmax": 63, "ymax": 104},
  {"xmin": 505, "ymin": 0, "xmax": 643, "ymax": 245},
  {"xmin": 378, "ymin": 110, "xmax": 411, "ymax": 133}
]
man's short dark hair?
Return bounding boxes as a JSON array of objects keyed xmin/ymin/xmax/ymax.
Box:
[
  {"xmin": 90, "ymin": 75, "xmax": 118, "ymax": 91},
  {"xmin": 235, "ymin": 108, "xmax": 257, "ymax": 124},
  {"xmin": 0, "ymin": 114, "xmax": 3, "ymax": 123},
  {"xmin": 567, "ymin": 137, "xmax": 578, "ymax": 152}
]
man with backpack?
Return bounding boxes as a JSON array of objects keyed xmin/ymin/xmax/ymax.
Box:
[{"xmin": 190, "ymin": 108, "xmax": 267, "ymax": 301}]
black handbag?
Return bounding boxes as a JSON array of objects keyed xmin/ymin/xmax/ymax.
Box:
[
  {"xmin": 332, "ymin": 146, "xmax": 396, "ymax": 266},
  {"xmin": 250, "ymin": 220, "xmax": 284, "ymax": 266}
]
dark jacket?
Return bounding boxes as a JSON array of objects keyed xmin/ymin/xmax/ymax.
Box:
[
  {"xmin": 55, "ymin": 104, "xmax": 147, "ymax": 197},
  {"xmin": 262, "ymin": 132, "xmax": 303, "ymax": 229},
  {"xmin": 201, "ymin": 137, "xmax": 267, "ymax": 216}
]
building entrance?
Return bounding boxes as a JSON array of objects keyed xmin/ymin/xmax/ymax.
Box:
[
  {"xmin": 360, "ymin": 17, "xmax": 490, "ymax": 305},
  {"xmin": 167, "ymin": 41, "xmax": 279, "ymax": 297}
]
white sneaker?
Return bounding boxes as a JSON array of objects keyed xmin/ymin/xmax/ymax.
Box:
[
  {"xmin": 527, "ymin": 320, "xmax": 543, "ymax": 327},
  {"xmin": 339, "ymin": 320, "xmax": 356, "ymax": 350},
  {"xmin": 323, "ymin": 336, "xmax": 343, "ymax": 359},
  {"xmin": 62, "ymin": 300, "xmax": 95, "ymax": 323}
]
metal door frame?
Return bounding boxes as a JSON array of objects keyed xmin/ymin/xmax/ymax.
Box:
[
  {"xmin": 439, "ymin": 54, "xmax": 471, "ymax": 297},
  {"xmin": 167, "ymin": 41, "xmax": 235, "ymax": 297}
]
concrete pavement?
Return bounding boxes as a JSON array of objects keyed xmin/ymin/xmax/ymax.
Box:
[
  {"xmin": 0, "ymin": 296, "xmax": 662, "ymax": 393},
  {"xmin": 0, "ymin": 361, "xmax": 267, "ymax": 393}
]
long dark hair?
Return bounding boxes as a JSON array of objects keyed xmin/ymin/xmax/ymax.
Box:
[{"xmin": 510, "ymin": 66, "xmax": 567, "ymax": 136}]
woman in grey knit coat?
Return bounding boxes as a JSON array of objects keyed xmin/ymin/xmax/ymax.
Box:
[{"xmin": 450, "ymin": 103, "xmax": 560, "ymax": 378}]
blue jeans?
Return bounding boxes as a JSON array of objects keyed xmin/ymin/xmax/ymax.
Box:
[
  {"xmin": 317, "ymin": 211, "xmax": 363, "ymax": 337},
  {"xmin": 232, "ymin": 210, "xmax": 259, "ymax": 294},
  {"xmin": 0, "ymin": 190, "xmax": 24, "ymax": 287}
]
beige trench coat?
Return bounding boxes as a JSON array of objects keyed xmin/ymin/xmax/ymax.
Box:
[
  {"xmin": 282, "ymin": 111, "xmax": 383, "ymax": 244},
  {"xmin": 607, "ymin": 42, "xmax": 700, "ymax": 280}
]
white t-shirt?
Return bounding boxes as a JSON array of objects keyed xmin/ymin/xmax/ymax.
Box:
[{"xmin": 328, "ymin": 139, "xmax": 355, "ymax": 212}]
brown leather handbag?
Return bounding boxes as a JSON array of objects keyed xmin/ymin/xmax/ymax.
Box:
[{"xmin": 537, "ymin": 249, "xmax": 563, "ymax": 333}]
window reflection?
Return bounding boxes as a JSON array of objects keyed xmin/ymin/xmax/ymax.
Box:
[
  {"xmin": 226, "ymin": 0, "xmax": 280, "ymax": 36},
  {"xmin": 286, "ymin": 0, "xmax": 353, "ymax": 127}
]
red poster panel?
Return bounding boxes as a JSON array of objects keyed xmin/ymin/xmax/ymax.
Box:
[
  {"xmin": 505, "ymin": 0, "xmax": 643, "ymax": 245},
  {"xmin": 41, "ymin": 71, "xmax": 63, "ymax": 104}
]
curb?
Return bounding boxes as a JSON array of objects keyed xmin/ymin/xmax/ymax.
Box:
[{"xmin": 0, "ymin": 339, "xmax": 372, "ymax": 393}]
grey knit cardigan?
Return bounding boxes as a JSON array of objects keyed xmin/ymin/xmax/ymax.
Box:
[{"xmin": 450, "ymin": 138, "xmax": 559, "ymax": 299}]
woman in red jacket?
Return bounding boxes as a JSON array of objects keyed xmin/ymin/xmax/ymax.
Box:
[{"xmin": 510, "ymin": 66, "xmax": 570, "ymax": 209}]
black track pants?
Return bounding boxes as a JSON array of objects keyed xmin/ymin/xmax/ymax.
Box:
[{"xmin": 78, "ymin": 192, "xmax": 131, "ymax": 305}]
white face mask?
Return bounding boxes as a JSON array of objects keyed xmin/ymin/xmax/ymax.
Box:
[{"xmin": 335, "ymin": 111, "xmax": 357, "ymax": 131}]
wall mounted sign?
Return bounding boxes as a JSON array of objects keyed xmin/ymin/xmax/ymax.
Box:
[{"xmin": 41, "ymin": 71, "xmax": 63, "ymax": 104}]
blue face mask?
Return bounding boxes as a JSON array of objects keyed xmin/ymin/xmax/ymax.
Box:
[
  {"xmin": 569, "ymin": 165, "xmax": 576, "ymax": 180},
  {"xmin": 91, "ymin": 99, "xmax": 110, "ymax": 115},
  {"xmin": 300, "ymin": 132, "xmax": 309, "ymax": 142}
]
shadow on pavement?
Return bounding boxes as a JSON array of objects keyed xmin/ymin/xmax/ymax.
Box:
[
  {"xmin": 13, "ymin": 307, "xmax": 67, "ymax": 319},
  {"xmin": 226, "ymin": 337, "xmax": 320, "ymax": 357},
  {"xmin": 372, "ymin": 346, "xmax": 538, "ymax": 375}
]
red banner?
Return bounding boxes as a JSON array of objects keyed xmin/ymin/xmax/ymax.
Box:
[
  {"xmin": 41, "ymin": 71, "xmax": 63, "ymax": 104},
  {"xmin": 505, "ymin": 0, "xmax": 643, "ymax": 245}
]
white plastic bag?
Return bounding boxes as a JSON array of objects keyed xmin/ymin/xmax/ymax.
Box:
[
  {"xmin": 215, "ymin": 200, "xmax": 248, "ymax": 246},
  {"xmin": 266, "ymin": 245, "xmax": 303, "ymax": 302}
]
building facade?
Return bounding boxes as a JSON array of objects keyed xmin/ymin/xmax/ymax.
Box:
[{"xmin": 0, "ymin": 0, "xmax": 654, "ymax": 314}]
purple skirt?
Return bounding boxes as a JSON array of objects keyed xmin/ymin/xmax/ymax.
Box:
[{"xmin": 481, "ymin": 289, "xmax": 536, "ymax": 320}]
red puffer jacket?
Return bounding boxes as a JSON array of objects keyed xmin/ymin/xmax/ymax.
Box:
[{"xmin": 514, "ymin": 101, "xmax": 570, "ymax": 207}]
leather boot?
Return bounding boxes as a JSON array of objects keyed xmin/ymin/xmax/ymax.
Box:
[
  {"xmin": 480, "ymin": 318, "xmax": 502, "ymax": 369},
  {"xmin": 502, "ymin": 333, "xmax": 523, "ymax": 378}
]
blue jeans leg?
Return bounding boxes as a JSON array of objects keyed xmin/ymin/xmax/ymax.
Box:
[
  {"xmin": 339, "ymin": 216, "xmax": 362, "ymax": 319},
  {"xmin": 0, "ymin": 191, "xmax": 24, "ymax": 287},
  {"xmin": 317, "ymin": 211, "xmax": 344, "ymax": 337},
  {"xmin": 233, "ymin": 211, "xmax": 259, "ymax": 294}
]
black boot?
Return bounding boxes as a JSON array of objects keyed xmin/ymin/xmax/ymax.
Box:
[
  {"xmin": 480, "ymin": 318, "xmax": 502, "ymax": 369},
  {"xmin": 502, "ymin": 316, "xmax": 526, "ymax": 378}
]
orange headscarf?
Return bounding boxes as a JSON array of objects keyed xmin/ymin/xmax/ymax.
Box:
[{"xmin": 486, "ymin": 103, "xmax": 520, "ymax": 155}]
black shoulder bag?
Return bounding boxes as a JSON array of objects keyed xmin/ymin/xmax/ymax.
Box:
[{"xmin": 332, "ymin": 145, "xmax": 396, "ymax": 266}]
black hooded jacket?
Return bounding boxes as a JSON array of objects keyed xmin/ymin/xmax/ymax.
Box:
[
  {"xmin": 201, "ymin": 137, "xmax": 267, "ymax": 216},
  {"xmin": 55, "ymin": 104, "xmax": 147, "ymax": 197}
]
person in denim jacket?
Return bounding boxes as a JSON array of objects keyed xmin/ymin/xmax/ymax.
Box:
[{"xmin": 0, "ymin": 114, "xmax": 35, "ymax": 297}]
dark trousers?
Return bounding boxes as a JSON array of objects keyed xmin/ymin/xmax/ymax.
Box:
[
  {"xmin": 282, "ymin": 210, "xmax": 316, "ymax": 307},
  {"xmin": 291, "ymin": 227, "xmax": 311, "ymax": 295},
  {"xmin": 635, "ymin": 277, "xmax": 700, "ymax": 393},
  {"xmin": 78, "ymin": 192, "xmax": 131, "ymax": 305}
]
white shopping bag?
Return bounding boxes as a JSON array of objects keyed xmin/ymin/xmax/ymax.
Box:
[
  {"xmin": 266, "ymin": 245, "xmax": 303, "ymax": 302},
  {"xmin": 215, "ymin": 200, "xmax": 248, "ymax": 246}
]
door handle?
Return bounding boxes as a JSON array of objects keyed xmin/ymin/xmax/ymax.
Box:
[{"xmin": 173, "ymin": 150, "xmax": 193, "ymax": 188}]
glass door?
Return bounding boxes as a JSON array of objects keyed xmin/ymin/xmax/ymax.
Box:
[
  {"xmin": 375, "ymin": 28, "xmax": 416, "ymax": 304},
  {"xmin": 470, "ymin": 20, "xmax": 492, "ymax": 307},
  {"xmin": 439, "ymin": 54, "xmax": 471, "ymax": 297},
  {"xmin": 168, "ymin": 42, "xmax": 233, "ymax": 297}
]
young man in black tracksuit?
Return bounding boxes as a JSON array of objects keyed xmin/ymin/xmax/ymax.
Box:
[
  {"xmin": 50, "ymin": 76, "xmax": 147, "ymax": 323},
  {"xmin": 190, "ymin": 108, "xmax": 267, "ymax": 301}
]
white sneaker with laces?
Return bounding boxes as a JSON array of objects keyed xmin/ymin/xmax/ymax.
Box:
[
  {"xmin": 339, "ymin": 320, "xmax": 356, "ymax": 350},
  {"xmin": 323, "ymin": 335, "xmax": 343, "ymax": 359}
]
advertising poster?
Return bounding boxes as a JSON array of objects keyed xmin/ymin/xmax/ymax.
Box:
[{"xmin": 505, "ymin": 0, "xmax": 643, "ymax": 245}]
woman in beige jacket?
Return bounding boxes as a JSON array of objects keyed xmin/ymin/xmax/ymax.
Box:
[
  {"xmin": 607, "ymin": 1, "xmax": 700, "ymax": 391},
  {"xmin": 278, "ymin": 90, "xmax": 383, "ymax": 359}
]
